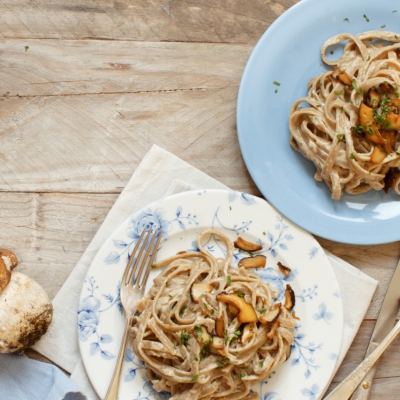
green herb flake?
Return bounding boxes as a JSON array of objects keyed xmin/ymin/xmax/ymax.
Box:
[
  {"xmin": 191, "ymin": 375, "xmax": 199, "ymax": 382},
  {"xmin": 229, "ymin": 206, "xmax": 232, "ymax": 210},
  {"xmin": 237, "ymin": 290, "xmax": 244, "ymax": 298},
  {"xmin": 216, "ymin": 360, "xmax": 225, "ymax": 367},
  {"xmin": 259, "ymin": 362, "xmax": 264, "ymax": 368},
  {"xmin": 240, "ymin": 374, "xmax": 246, "ymax": 379},
  {"xmin": 351, "ymin": 80, "xmax": 363, "ymax": 95},
  {"xmin": 224, "ymin": 330, "xmax": 230, "ymax": 344},
  {"xmin": 396, "ymin": 35, "xmax": 399, "ymax": 39},
  {"xmin": 262, "ymin": 231, "xmax": 266, "ymax": 235},
  {"xmin": 227, "ymin": 275, "xmax": 232, "ymax": 286},
  {"xmin": 367, "ymin": 55, "xmax": 371, "ymax": 61},
  {"xmin": 151, "ymin": 264, "xmax": 157, "ymax": 269},
  {"xmin": 257, "ymin": 308, "xmax": 267, "ymax": 313},
  {"xmin": 194, "ymin": 355, "xmax": 199, "ymax": 361},
  {"xmin": 275, "ymin": 89, "xmax": 278, "ymax": 94},
  {"xmin": 393, "ymin": 10, "xmax": 397, "ymax": 13},
  {"xmin": 349, "ymin": 153, "xmax": 356, "ymax": 160},
  {"xmin": 396, "ymin": 152, "xmax": 400, "ymax": 156},
  {"xmin": 180, "ymin": 330, "xmax": 190, "ymax": 346},
  {"xmin": 344, "ymin": 18, "xmax": 349, "ymax": 22},
  {"xmin": 273, "ymin": 81, "xmax": 281, "ymax": 86},
  {"xmin": 168, "ymin": 294, "xmax": 172, "ymax": 298},
  {"xmin": 24, "ymin": 46, "xmax": 29, "ymax": 52},
  {"xmin": 381, "ymin": 25, "xmax": 386, "ymax": 29},
  {"xmin": 330, "ymin": 51, "xmax": 334, "ymax": 55},
  {"xmin": 180, "ymin": 305, "xmax": 187, "ymax": 315},
  {"xmin": 363, "ymin": 14, "xmax": 370, "ymax": 22},
  {"xmin": 234, "ymin": 330, "xmax": 241, "ymax": 338}
]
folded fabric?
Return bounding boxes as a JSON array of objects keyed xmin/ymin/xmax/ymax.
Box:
[
  {"xmin": 0, "ymin": 354, "xmax": 85, "ymax": 400},
  {"xmin": 31, "ymin": 144, "xmax": 378, "ymax": 399}
]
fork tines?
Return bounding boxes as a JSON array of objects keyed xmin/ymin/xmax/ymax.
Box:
[{"xmin": 124, "ymin": 228, "xmax": 161, "ymax": 288}]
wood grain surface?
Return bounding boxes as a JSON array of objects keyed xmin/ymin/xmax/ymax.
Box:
[{"xmin": 0, "ymin": 0, "xmax": 399, "ymax": 399}]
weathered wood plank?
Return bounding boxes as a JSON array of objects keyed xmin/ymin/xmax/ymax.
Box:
[
  {"xmin": 0, "ymin": 0, "xmax": 299, "ymax": 42},
  {"xmin": 0, "ymin": 40, "xmax": 252, "ymax": 97},
  {"xmin": 0, "ymin": 192, "xmax": 117, "ymax": 298},
  {"xmin": 0, "ymin": 87, "xmax": 258, "ymax": 194}
]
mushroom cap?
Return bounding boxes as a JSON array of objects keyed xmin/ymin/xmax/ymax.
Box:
[
  {"xmin": 0, "ymin": 271, "xmax": 53, "ymax": 353},
  {"xmin": 0, "ymin": 249, "xmax": 18, "ymax": 294}
]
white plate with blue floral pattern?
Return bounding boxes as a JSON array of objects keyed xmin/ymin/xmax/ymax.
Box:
[{"xmin": 78, "ymin": 189, "xmax": 343, "ymax": 400}]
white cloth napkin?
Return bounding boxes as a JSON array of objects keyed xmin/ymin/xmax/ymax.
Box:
[{"xmin": 32, "ymin": 144, "xmax": 378, "ymax": 399}]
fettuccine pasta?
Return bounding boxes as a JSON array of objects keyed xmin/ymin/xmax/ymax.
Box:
[
  {"xmin": 289, "ymin": 31, "xmax": 400, "ymax": 199},
  {"xmin": 130, "ymin": 230, "xmax": 297, "ymax": 400}
]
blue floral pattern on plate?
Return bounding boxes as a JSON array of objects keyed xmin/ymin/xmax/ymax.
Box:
[{"xmin": 78, "ymin": 189, "xmax": 343, "ymax": 399}]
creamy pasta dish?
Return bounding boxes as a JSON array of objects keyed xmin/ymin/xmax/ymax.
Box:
[
  {"xmin": 130, "ymin": 230, "xmax": 297, "ymax": 400},
  {"xmin": 289, "ymin": 31, "xmax": 400, "ymax": 199}
]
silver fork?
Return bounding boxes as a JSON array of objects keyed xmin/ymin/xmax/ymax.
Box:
[{"xmin": 105, "ymin": 228, "xmax": 162, "ymax": 400}]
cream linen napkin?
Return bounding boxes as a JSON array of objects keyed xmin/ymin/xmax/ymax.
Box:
[{"xmin": 33, "ymin": 144, "xmax": 378, "ymax": 399}]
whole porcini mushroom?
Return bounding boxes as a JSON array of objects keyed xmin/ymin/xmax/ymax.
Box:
[{"xmin": 0, "ymin": 249, "xmax": 53, "ymax": 353}]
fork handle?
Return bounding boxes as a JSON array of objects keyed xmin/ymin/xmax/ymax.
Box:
[{"xmin": 104, "ymin": 317, "xmax": 132, "ymax": 400}]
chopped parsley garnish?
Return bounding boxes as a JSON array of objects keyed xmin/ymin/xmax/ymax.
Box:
[
  {"xmin": 367, "ymin": 55, "xmax": 371, "ymax": 61},
  {"xmin": 194, "ymin": 325, "xmax": 203, "ymax": 337},
  {"xmin": 24, "ymin": 46, "xmax": 29, "ymax": 52},
  {"xmin": 275, "ymin": 89, "xmax": 278, "ymax": 93},
  {"xmin": 363, "ymin": 14, "xmax": 369, "ymax": 22},
  {"xmin": 330, "ymin": 51, "xmax": 334, "ymax": 55},
  {"xmin": 337, "ymin": 134, "xmax": 345, "ymax": 143},
  {"xmin": 180, "ymin": 305, "xmax": 187, "ymax": 315},
  {"xmin": 397, "ymin": 152, "xmax": 400, "ymax": 156},
  {"xmin": 229, "ymin": 206, "xmax": 232, "ymax": 210},
  {"xmin": 351, "ymin": 80, "xmax": 363, "ymax": 95},
  {"xmin": 273, "ymin": 81, "xmax": 281, "ymax": 86},
  {"xmin": 234, "ymin": 330, "xmax": 241, "ymax": 338},
  {"xmin": 180, "ymin": 330, "xmax": 190, "ymax": 346},
  {"xmin": 224, "ymin": 330, "xmax": 230, "ymax": 344},
  {"xmin": 344, "ymin": 18, "xmax": 349, "ymax": 22},
  {"xmin": 240, "ymin": 374, "xmax": 246, "ymax": 379},
  {"xmin": 190, "ymin": 375, "xmax": 199, "ymax": 382},
  {"xmin": 262, "ymin": 231, "xmax": 266, "ymax": 235},
  {"xmin": 237, "ymin": 290, "xmax": 244, "ymax": 298},
  {"xmin": 393, "ymin": 10, "xmax": 397, "ymax": 13},
  {"xmin": 194, "ymin": 355, "xmax": 199, "ymax": 361},
  {"xmin": 334, "ymin": 90, "xmax": 345, "ymax": 96},
  {"xmin": 257, "ymin": 308, "xmax": 267, "ymax": 313},
  {"xmin": 216, "ymin": 360, "xmax": 225, "ymax": 367},
  {"xmin": 381, "ymin": 25, "xmax": 386, "ymax": 29},
  {"xmin": 151, "ymin": 264, "xmax": 157, "ymax": 269},
  {"xmin": 349, "ymin": 153, "xmax": 356, "ymax": 160},
  {"xmin": 227, "ymin": 275, "xmax": 231, "ymax": 286},
  {"xmin": 259, "ymin": 362, "xmax": 264, "ymax": 368}
]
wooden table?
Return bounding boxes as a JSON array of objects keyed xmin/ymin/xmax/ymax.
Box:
[{"xmin": 0, "ymin": 1, "xmax": 399, "ymax": 398}]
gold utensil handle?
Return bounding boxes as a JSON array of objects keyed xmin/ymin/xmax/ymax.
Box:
[
  {"xmin": 104, "ymin": 318, "xmax": 131, "ymax": 400},
  {"xmin": 324, "ymin": 319, "xmax": 400, "ymax": 400},
  {"xmin": 349, "ymin": 342, "xmax": 379, "ymax": 400}
]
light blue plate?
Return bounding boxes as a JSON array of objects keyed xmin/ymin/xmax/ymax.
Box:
[{"xmin": 237, "ymin": 0, "xmax": 400, "ymax": 245}]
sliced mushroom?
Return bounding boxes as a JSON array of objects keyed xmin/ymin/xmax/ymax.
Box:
[
  {"xmin": 191, "ymin": 283, "xmax": 213, "ymax": 303},
  {"xmin": 227, "ymin": 303, "xmax": 239, "ymax": 315},
  {"xmin": 233, "ymin": 237, "xmax": 262, "ymax": 252},
  {"xmin": 193, "ymin": 325, "xmax": 210, "ymax": 345},
  {"xmin": 384, "ymin": 112, "xmax": 400, "ymax": 129},
  {"xmin": 370, "ymin": 146, "xmax": 387, "ymax": 164},
  {"xmin": 259, "ymin": 303, "xmax": 281, "ymax": 325},
  {"xmin": 216, "ymin": 292, "xmax": 258, "ymax": 323},
  {"xmin": 338, "ymin": 72, "xmax": 352, "ymax": 86},
  {"xmin": 210, "ymin": 336, "xmax": 224, "ymax": 350},
  {"xmin": 241, "ymin": 323, "xmax": 255, "ymax": 344},
  {"xmin": 267, "ymin": 319, "xmax": 280, "ymax": 340},
  {"xmin": 368, "ymin": 89, "xmax": 380, "ymax": 108},
  {"xmin": 381, "ymin": 131, "xmax": 396, "ymax": 154},
  {"xmin": 285, "ymin": 343, "xmax": 292, "ymax": 360},
  {"xmin": 277, "ymin": 261, "xmax": 291, "ymax": 277},
  {"xmin": 284, "ymin": 285, "xmax": 296, "ymax": 311},
  {"xmin": 238, "ymin": 255, "xmax": 266, "ymax": 269},
  {"xmin": 359, "ymin": 103, "xmax": 386, "ymax": 145},
  {"xmin": 215, "ymin": 316, "xmax": 225, "ymax": 337}
]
